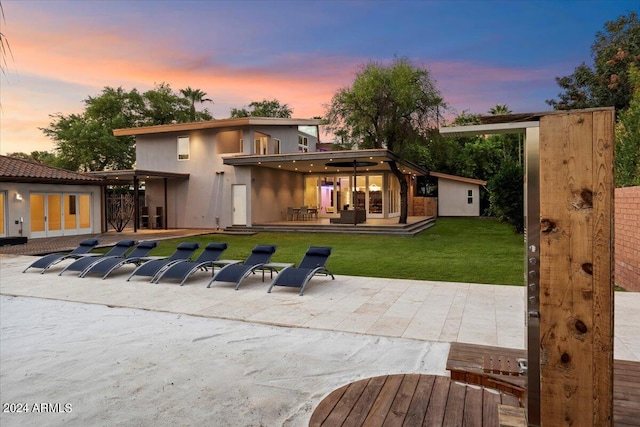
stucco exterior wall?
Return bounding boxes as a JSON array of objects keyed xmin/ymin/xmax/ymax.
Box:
[
  {"xmin": 0, "ymin": 182, "xmax": 102, "ymax": 238},
  {"xmin": 437, "ymin": 178, "xmax": 480, "ymax": 216},
  {"xmin": 250, "ymin": 168, "xmax": 303, "ymax": 223},
  {"xmin": 136, "ymin": 129, "xmax": 238, "ymax": 229},
  {"xmin": 615, "ymin": 186, "xmax": 639, "ymax": 291}
]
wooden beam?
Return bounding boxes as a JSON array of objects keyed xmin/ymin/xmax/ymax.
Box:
[{"xmin": 538, "ymin": 109, "xmax": 614, "ymax": 425}]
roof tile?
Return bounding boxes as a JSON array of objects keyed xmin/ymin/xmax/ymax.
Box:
[{"xmin": 0, "ymin": 155, "xmax": 104, "ymax": 182}]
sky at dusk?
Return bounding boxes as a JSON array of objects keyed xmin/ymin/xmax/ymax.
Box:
[{"xmin": 0, "ymin": 0, "xmax": 637, "ymax": 155}]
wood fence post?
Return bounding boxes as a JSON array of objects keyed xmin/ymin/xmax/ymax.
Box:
[{"xmin": 538, "ymin": 108, "xmax": 614, "ymax": 426}]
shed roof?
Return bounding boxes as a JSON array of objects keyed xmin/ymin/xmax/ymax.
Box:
[
  {"xmin": 0, "ymin": 155, "xmax": 104, "ymax": 185},
  {"xmin": 430, "ymin": 171, "xmax": 487, "ymax": 186}
]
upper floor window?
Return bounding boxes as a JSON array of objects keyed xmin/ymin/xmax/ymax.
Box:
[
  {"xmin": 274, "ymin": 138, "xmax": 281, "ymax": 154},
  {"xmin": 177, "ymin": 136, "xmax": 190, "ymax": 160},
  {"xmin": 254, "ymin": 137, "xmax": 268, "ymax": 155},
  {"xmin": 298, "ymin": 135, "xmax": 309, "ymax": 153}
]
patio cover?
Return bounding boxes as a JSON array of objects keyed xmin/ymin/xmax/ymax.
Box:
[
  {"xmin": 222, "ymin": 149, "xmax": 428, "ymax": 176},
  {"xmin": 87, "ymin": 169, "xmax": 190, "ymax": 232}
]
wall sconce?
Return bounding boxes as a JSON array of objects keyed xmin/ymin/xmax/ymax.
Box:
[{"xmin": 14, "ymin": 192, "xmax": 23, "ymax": 201}]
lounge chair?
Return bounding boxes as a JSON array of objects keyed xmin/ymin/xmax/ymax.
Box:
[
  {"xmin": 126, "ymin": 242, "xmax": 200, "ymax": 282},
  {"xmin": 22, "ymin": 238, "xmax": 100, "ymax": 274},
  {"xmin": 206, "ymin": 244, "xmax": 277, "ymax": 290},
  {"xmin": 267, "ymin": 246, "xmax": 334, "ymax": 296},
  {"xmin": 80, "ymin": 241, "xmax": 158, "ymax": 279},
  {"xmin": 153, "ymin": 242, "xmax": 228, "ymax": 286},
  {"xmin": 58, "ymin": 240, "xmax": 137, "ymax": 276}
]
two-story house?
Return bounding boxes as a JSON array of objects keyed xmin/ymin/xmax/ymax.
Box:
[{"xmin": 110, "ymin": 117, "xmax": 429, "ymax": 230}]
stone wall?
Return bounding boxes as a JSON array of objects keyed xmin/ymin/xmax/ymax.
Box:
[{"xmin": 615, "ymin": 186, "xmax": 640, "ymax": 291}]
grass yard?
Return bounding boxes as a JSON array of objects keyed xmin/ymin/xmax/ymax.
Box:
[{"xmin": 145, "ymin": 217, "xmax": 525, "ymax": 286}]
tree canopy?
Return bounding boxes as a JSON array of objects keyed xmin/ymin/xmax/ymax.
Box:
[
  {"xmin": 38, "ymin": 83, "xmax": 212, "ymax": 171},
  {"xmin": 615, "ymin": 64, "xmax": 640, "ymax": 187},
  {"xmin": 325, "ymin": 58, "xmax": 444, "ymax": 224},
  {"xmin": 547, "ymin": 10, "xmax": 640, "ymax": 111},
  {"xmin": 230, "ymin": 99, "xmax": 292, "ymax": 118}
]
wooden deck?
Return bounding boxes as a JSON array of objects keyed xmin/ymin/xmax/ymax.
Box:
[
  {"xmin": 446, "ymin": 342, "xmax": 640, "ymax": 427},
  {"xmin": 310, "ymin": 344, "xmax": 640, "ymax": 427},
  {"xmin": 309, "ymin": 374, "xmax": 521, "ymax": 427}
]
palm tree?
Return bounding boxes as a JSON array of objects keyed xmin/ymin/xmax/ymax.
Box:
[
  {"xmin": 0, "ymin": 2, "xmax": 15, "ymax": 76},
  {"xmin": 180, "ymin": 87, "xmax": 212, "ymax": 121},
  {"xmin": 488, "ymin": 104, "xmax": 512, "ymax": 115}
]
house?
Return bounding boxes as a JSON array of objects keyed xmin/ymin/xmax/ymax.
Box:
[
  {"xmin": 109, "ymin": 117, "xmax": 429, "ymax": 230},
  {"xmin": 0, "ymin": 155, "xmax": 104, "ymax": 241}
]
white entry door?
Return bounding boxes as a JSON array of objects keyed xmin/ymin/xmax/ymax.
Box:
[{"xmin": 232, "ymin": 184, "xmax": 247, "ymax": 226}]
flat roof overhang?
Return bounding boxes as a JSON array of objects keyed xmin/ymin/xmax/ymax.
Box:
[
  {"xmin": 113, "ymin": 117, "xmax": 322, "ymax": 137},
  {"xmin": 87, "ymin": 169, "xmax": 190, "ymax": 185},
  {"xmin": 222, "ymin": 149, "xmax": 428, "ymax": 176}
]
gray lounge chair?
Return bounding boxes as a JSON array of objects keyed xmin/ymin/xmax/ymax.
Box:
[
  {"xmin": 153, "ymin": 242, "xmax": 228, "ymax": 286},
  {"xmin": 126, "ymin": 242, "xmax": 200, "ymax": 282},
  {"xmin": 267, "ymin": 247, "xmax": 334, "ymax": 295},
  {"xmin": 22, "ymin": 238, "xmax": 100, "ymax": 274},
  {"xmin": 80, "ymin": 241, "xmax": 158, "ymax": 279},
  {"xmin": 206, "ymin": 244, "xmax": 277, "ymax": 290},
  {"xmin": 58, "ymin": 240, "xmax": 137, "ymax": 276}
]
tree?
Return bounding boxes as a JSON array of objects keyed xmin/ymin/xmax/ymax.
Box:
[
  {"xmin": 0, "ymin": 2, "xmax": 14, "ymax": 76},
  {"xmin": 40, "ymin": 84, "xmax": 211, "ymax": 172},
  {"xmin": 6, "ymin": 151, "xmax": 63, "ymax": 167},
  {"xmin": 547, "ymin": 11, "xmax": 640, "ymax": 111},
  {"xmin": 488, "ymin": 160, "xmax": 524, "ymax": 233},
  {"xmin": 325, "ymin": 58, "xmax": 444, "ymax": 224},
  {"xmin": 180, "ymin": 86, "xmax": 213, "ymax": 121},
  {"xmin": 615, "ymin": 64, "xmax": 640, "ymax": 187},
  {"xmin": 488, "ymin": 104, "xmax": 512, "ymax": 115},
  {"xmin": 230, "ymin": 99, "xmax": 293, "ymax": 118}
]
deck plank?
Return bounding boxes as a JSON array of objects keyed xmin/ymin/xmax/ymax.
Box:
[
  {"xmin": 442, "ymin": 380, "xmax": 466, "ymax": 426},
  {"xmin": 402, "ymin": 374, "xmax": 435, "ymax": 427},
  {"xmin": 482, "ymin": 389, "xmax": 502, "ymax": 427},
  {"xmin": 321, "ymin": 379, "xmax": 369, "ymax": 426},
  {"xmin": 343, "ymin": 375, "xmax": 387, "ymax": 426},
  {"xmin": 362, "ymin": 374, "xmax": 404, "ymax": 426},
  {"xmin": 382, "ymin": 374, "xmax": 420, "ymax": 427},
  {"xmin": 463, "ymin": 384, "xmax": 484, "ymax": 427},
  {"xmin": 422, "ymin": 375, "xmax": 452, "ymax": 426},
  {"xmin": 309, "ymin": 383, "xmax": 348, "ymax": 427}
]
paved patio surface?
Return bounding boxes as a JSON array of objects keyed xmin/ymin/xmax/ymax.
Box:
[{"xmin": 2, "ymin": 254, "xmax": 638, "ymax": 360}]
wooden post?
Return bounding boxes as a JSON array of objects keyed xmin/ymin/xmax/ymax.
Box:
[{"xmin": 538, "ymin": 109, "xmax": 614, "ymax": 426}]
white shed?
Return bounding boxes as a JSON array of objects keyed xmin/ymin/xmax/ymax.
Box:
[{"xmin": 430, "ymin": 172, "xmax": 486, "ymax": 217}]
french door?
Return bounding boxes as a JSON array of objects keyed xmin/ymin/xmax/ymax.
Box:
[{"xmin": 30, "ymin": 193, "xmax": 92, "ymax": 238}]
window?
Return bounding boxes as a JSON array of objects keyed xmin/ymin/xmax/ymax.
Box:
[
  {"xmin": 274, "ymin": 138, "xmax": 280, "ymax": 154},
  {"xmin": 467, "ymin": 189, "xmax": 473, "ymax": 204},
  {"xmin": 298, "ymin": 135, "xmax": 309, "ymax": 153},
  {"xmin": 254, "ymin": 137, "xmax": 268, "ymax": 155},
  {"xmin": 178, "ymin": 136, "xmax": 190, "ymax": 160}
]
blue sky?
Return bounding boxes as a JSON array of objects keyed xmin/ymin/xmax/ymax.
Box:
[{"xmin": 0, "ymin": 0, "xmax": 637, "ymax": 154}]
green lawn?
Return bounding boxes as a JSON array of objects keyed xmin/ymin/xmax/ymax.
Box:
[{"xmin": 145, "ymin": 217, "xmax": 525, "ymax": 286}]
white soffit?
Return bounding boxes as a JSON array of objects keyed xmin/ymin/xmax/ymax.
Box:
[{"xmin": 439, "ymin": 121, "xmax": 540, "ymax": 137}]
